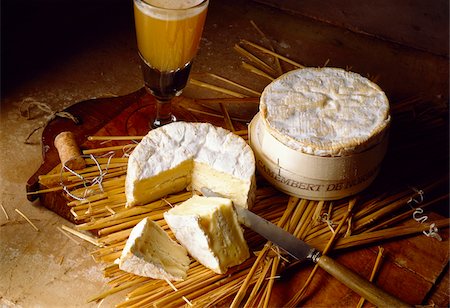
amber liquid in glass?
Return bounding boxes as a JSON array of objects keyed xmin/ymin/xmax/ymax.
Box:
[{"xmin": 133, "ymin": 0, "xmax": 208, "ymax": 126}]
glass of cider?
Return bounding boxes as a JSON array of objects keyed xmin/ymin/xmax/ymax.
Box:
[{"xmin": 133, "ymin": 0, "xmax": 209, "ymax": 128}]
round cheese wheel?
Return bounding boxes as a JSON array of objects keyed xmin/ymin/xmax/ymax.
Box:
[{"xmin": 260, "ymin": 67, "xmax": 390, "ymax": 156}]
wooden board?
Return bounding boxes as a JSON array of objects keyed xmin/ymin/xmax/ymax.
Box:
[{"xmin": 26, "ymin": 89, "xmax": 449, "ymax": 306}]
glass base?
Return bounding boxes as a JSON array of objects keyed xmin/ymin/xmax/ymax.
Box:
[
  {"xmin": 150, "ymin": 98, "xmax": 176, "ymax": 129},
  {"xmin": 151, "ymin": 114, "xmax": 176, "ymax": 128},
  {"xmin": 140, "ymin": 91, "xmax": 197, "ymax": 129}
]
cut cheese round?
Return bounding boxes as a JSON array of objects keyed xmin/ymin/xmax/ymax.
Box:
[
  {"xmin": 260, "ymin": 67, "xmax": 390, "ymax": 156},
  {"xmin": 125, "ymin": 122, "xmax": 256, "ymax": 208}
]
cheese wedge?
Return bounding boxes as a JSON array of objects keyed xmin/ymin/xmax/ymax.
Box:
[
  {"xmin": 164, "ymin": 195, "xmax": 250, "ymax": 274},
  {"xmin": 118, "ymin": 217, "xmax": 190, "ymax": 281},
  {"xmin": 125, "ymin": 122, "xmax": 256, "ymax": 208}
]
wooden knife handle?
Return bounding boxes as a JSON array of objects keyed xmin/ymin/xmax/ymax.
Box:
[{"xmin": 317, "ymin": 255, "xmax": 411, "ymax": 308}]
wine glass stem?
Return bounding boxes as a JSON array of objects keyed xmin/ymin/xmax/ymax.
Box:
[{"xmin": 152, "ymin": 99, "xmax": 176, "ymax": 128}]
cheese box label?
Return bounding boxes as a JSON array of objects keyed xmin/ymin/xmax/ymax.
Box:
[{"xmin": 256, "ymin": 157, "xmax": 380, "ymax": 200}]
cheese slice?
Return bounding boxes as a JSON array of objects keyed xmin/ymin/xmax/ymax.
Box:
[
  {"xmin": 164, "ymin": 195, "xmax": 250, "ymax": 274},
  {"xmin": 117, "ymin": 217, "xmax": 190, "ymax": 281},
  {"xmin": 125, "ymin": 122, "xmax": 256, "ymax": 208},
  {"xmin": 260, "ymin": 67, "xmax": 390, "ymax": 156}
]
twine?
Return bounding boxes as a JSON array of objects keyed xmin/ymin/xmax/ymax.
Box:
[
  {"xmin": 122, "ymin": 141, "xmax": 139, "ymax": 158},
  {"xmin": 407, "ymin": 187, "xmax": 442, "ymax": 241},
  {"xmin": 321, "ymin": 212, "xmax": 337, "ymax": 234},
  {"xmin": 407, "ymin": 187, "xmax": 424, "ymax": 206},
  {"xmin": 19, "ymin": 98, "xmax": 79, "ymax": 144},
  {"xmin": 60, "ymin": 152, "xmax": 115, "ymax": 202}
]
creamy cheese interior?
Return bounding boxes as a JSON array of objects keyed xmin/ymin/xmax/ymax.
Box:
[
  {"xmin": 125, "ymin": 122, "xmax": 256, "ymax": 209},
  {"xmin": 118, "ymin": 218, "xmax": 190, "ymax": 281},
  {"xmin": 128, "ymin": 160, "xmax": 193, "ymax": 205},
  {"xmin": 190, "ymin": 162, "xmax": 253, "ymax": 209},
  {"xmin": 164, "ymin": 195, "xmax": 250, "ymax": 274}
]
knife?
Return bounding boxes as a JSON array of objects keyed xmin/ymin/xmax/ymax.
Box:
[{"xmin": 200, "ymin": 188, "xmax": 410, "ymax": 307}]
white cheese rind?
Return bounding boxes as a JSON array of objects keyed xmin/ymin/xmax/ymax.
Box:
[
  {"xmin": 260, "ymin": 67, "xmax": 390, "ymax": 156},
  {"xmin": 125, "ymin": 122, "xmax": 256, "ymax": 208},
  {"xmin": 164, "ymin": 195, "xmax": 250, "ymax": 274},
  {"xmin": 118, "ymin": 217, "xmax": 190, "ymax": 281}
]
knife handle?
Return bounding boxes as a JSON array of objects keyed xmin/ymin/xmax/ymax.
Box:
[{"xmin": 316, "ymin": 255, "xmax": 411, "ymax": 308}]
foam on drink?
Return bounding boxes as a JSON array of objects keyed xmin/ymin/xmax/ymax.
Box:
[
  {"xmin": 141, "ymin": 0, "xmax": 205, "ymax": 11},
  {"xmin": 136, "ymin": 0, "xmax": 206, "ymax": 20}
]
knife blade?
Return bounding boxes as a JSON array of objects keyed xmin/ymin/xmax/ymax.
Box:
[
  {"xmin": 234, "ymin": 204, "xmax": 319, "ymax": 261},
  {"xmin": 200, "ymin": 188, "xmax": 410, "ymax": 308}
]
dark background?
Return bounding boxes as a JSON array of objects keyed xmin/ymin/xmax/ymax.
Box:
[{"xmin": 1, "ymin": 0, "xmax": 135, "ymax": 97}]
